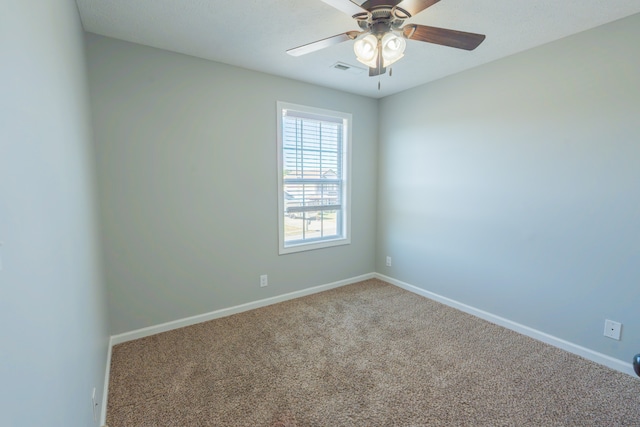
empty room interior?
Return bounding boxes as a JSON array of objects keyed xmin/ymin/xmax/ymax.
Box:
[{"xmin": 3, "ymin": 1, "xmax": 640, "ymax": 426}]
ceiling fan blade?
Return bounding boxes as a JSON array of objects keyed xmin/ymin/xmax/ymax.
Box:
[
  {"xmin": 287, "ymin": 31, "xmax": 361, "ymax": 57},
  {"xmin": 403, "ymin": 24, "xmax": 485, "ymax": 50},
  {"xmin": 393, "ymin": 0, "xmax": 441, "ymax": 16},
  {"xmin": 322, "ymin": 0, "xmax": 368, "ymax": 17}
]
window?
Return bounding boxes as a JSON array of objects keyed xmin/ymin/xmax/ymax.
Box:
[{"xmin": 277, "ymin": 102, "xmax": 351, "ymax": 254}]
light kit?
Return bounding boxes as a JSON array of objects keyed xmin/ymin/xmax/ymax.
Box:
[{"xmin": 354, "ymin": 32, "xmax": 406, "ymax": 69}]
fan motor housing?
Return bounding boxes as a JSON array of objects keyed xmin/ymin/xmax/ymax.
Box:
[{"xmin": 356, "ymin": 6, "xmax": 405, "ymax": 33}]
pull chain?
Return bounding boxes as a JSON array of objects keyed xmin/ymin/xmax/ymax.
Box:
[{"xmin": 377, "ymin": 42, "xmax": 382, "ymax": 91}]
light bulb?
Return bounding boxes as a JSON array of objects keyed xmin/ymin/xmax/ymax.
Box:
[{"xmin": 354, "ymin": 34, "xmax": 379, "ymax": 68}]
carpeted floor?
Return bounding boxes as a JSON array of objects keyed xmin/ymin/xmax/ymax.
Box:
[{"xmin": 107, "ymin": 279, "xmax": 640, "ymax": 426}]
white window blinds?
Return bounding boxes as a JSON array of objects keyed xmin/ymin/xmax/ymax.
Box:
[{"xmin": 277, "ymin": 102, "xmax": 351, "ymax": 254}]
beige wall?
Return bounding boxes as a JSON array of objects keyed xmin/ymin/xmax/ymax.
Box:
[
  {"xmin": 377, "ymin": 14, "xmax": 640, "ymax": 363},
  {"xmin": 86, "ymin": 34, "xmax": 378, "ymax": 334},
  {"xmin": 0, "ymin": 1, "xmax": 109, "ymax": 425}
]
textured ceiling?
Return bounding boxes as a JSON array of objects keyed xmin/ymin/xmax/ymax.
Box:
[{"xmin": 76, "ymin": 0, "xmax": 640, "ymax": 98}]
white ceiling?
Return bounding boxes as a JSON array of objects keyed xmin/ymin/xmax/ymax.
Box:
[{"xmin": 76, "ymin": 0, "xmax": 640, "ymax": 99}]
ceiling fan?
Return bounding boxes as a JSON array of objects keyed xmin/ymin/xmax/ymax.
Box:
[{"xmin": 287, "ymin": 0, "xmax": 485, "ymax": 77}]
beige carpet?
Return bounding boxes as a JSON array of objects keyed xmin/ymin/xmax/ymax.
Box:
[{"xmin": 107, "ymin": 279, "xmax": 640, "ymax": 426}]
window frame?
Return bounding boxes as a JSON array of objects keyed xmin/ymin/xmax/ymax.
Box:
[{"xmin": 277, "ymin": 101, "xmax": 352, "ymax": 255}]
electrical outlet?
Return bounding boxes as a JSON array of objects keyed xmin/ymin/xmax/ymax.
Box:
[
  {"xmin": 260, "ymin": 274, "xmax": 268, "ymax": 287},
  {"xmin": 603, "ymin": 319, "xmax": 622, "ymax": 340},
  {"xmin": 92, "ymin": 387, "xmax": 98, "ymax": 421},
  {"xmin": 386, "ymin": 256, "xmax": 392, "ymax": 267}
]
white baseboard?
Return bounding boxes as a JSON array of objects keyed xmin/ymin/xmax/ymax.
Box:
[
  {"xmin": 375, "ymin": 273, "xmax": 636, "ymax": 378},
  {"xmin": 100, "ymin": 336, "xmax": 113, "ymax": 427},
  {"xmin": 110, "ymin": 273, "xmax": 375, "ymax": 346}
]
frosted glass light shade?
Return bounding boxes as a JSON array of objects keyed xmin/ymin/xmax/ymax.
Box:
[
  {"xmin": 381, "ymin": 33, "xmax": 406, "ymax": 67},
  {"xmin": 354, "ymin": 34, "xmax": 379, "ymax": 68}
]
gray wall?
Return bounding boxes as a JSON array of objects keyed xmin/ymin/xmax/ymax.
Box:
[
  {"xmin": 377, "ymin": 14, "xmax": 640, "ymax": 362},
  {"xmin": 86, "ymin": 35, "xmax": 378, "ymax": 335},
  {"xmin": 0, "ymin": 1, "xmax": 109, "ymax": 425}
]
